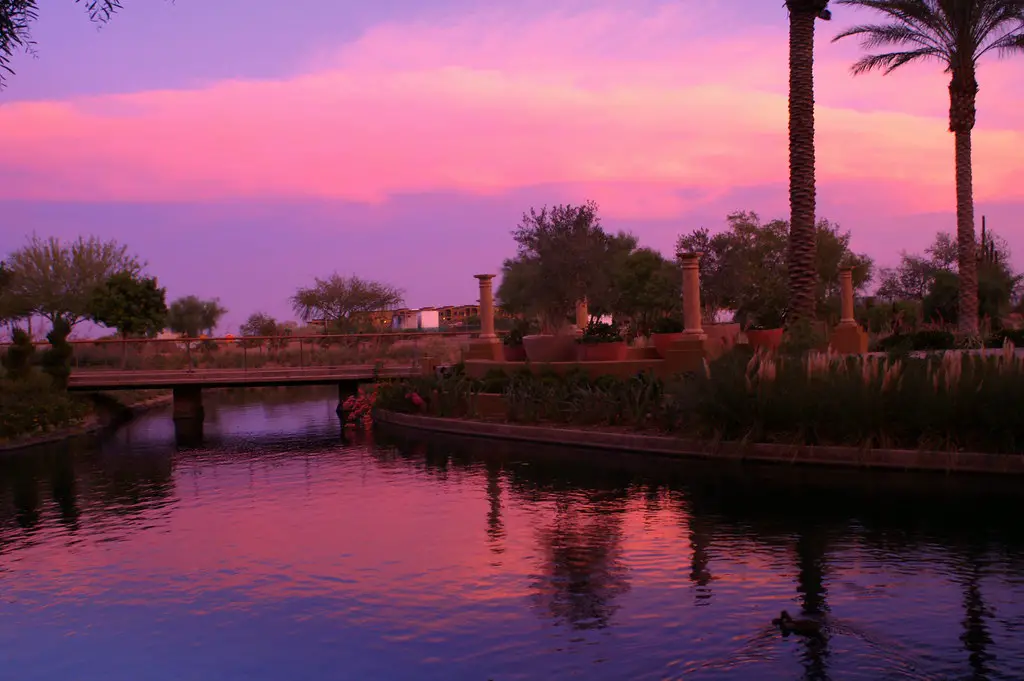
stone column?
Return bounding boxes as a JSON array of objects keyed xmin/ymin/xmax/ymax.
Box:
[
  {"xmin": 466, "ymin": 274, "xmax": 503, "ymax": 362},
  {"xmin": 475, "ymin": 274, "xmax": 497, "ymax": 339},
  {"xmin": 679, "ymin": 252, "xmax": 706, "ymax": 339},
  {"xmin": 838, "ymin": 267, "xmax": 856, "ymax": 327},
  {"xmin": 575, "ymin": 299, "xmax": 589, "ymax": 330}
]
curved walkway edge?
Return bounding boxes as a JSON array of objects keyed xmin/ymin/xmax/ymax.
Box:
[
  {"xmin": 0, "ymin": 394, "xmax": 173, "ymax": 454},
  {"xmin": 374, "ymin": 410, "xmax": 1024, "ymax": 476}
]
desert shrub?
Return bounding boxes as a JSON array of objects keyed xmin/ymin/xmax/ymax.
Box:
[
  {"xmin": 374, "ymin": 346, "xmax": 1024, "ymax": 453},
  {"xmin": 0, "ymin": 374, "xmax": 90, "ymax": 440},
  {"xmin": 2, "ymin": 329, "xmax": 35, "ymax": 381},
  {"xmin": 41, "ymin": 319, "xmax": 74, "ymax": 389}
]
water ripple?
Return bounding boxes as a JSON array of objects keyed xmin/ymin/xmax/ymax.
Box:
[{"xmin": 1, "ymin": 388, "xmax": 1023, "ymax": 680}]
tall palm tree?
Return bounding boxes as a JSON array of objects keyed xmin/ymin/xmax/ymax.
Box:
[
  {"xmin": 786, "ymin": 1, "xmax": 833, "ymax": 325},
  {"xmin": 0, "ymin": 1, "xmax": 122, "ymax": 85},
  {"xmin": 833, "ymin": 0, "xmax": 1024, "ymax": 338}
]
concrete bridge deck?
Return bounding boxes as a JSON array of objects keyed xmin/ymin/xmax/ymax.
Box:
[{"xmin": 67, "ymin": 365, "xmax": 419, "ymax": 391}]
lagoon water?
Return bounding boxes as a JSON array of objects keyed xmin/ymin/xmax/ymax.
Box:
[{"xmin": 2, "ymin": 388, "xmax": 1024, "ymax": 681}]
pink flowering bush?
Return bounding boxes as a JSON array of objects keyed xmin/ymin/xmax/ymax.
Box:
[{"xmin": 342, "ymin": 385, "xmax": 378, "ymax": 430}]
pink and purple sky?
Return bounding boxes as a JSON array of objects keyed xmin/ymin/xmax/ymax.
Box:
[{"xmin": 1, "ymin": 0, "xmax": 1022, "ymax": 331}]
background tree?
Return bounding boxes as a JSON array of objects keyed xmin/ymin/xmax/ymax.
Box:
[
  {"xmin": 0, "ymin": 260, "xmax": 31, "ymax": 333},
  {"xmin": 833, "ymin": 0, "xmax": 1024, "ymax": 338},
  {"xmin": 167, "ymin": 296, "xmax": 226, "ymax": 338},
  {"xmin": 676, "ymin": 211, "xmax": 872, "ymax": 328},
  {"xmin": 290, "ymin": 274, "xmax": 403, "ymax": 332},
  {"xmin": 240, "ymin": 312, "xmax": 290, "ymax": 351},
  {"xmin": 878, "ymin": 228, "xmax": 1019, "ymax": 327},
  {"xmin": 88, "ymin": 272, "xmax": 168, "ymax": 367},
  {"xmin": 1, "ymin": 1, "xmax": 123, "ymax": 85},
  {"xmin": 5, "ymin": 235, "xmax": 140, "ymax": 327},
  {"xmin": 612, "ymin": 248, "xmax": 681, "ymax": 335},
  {"xmin": 587, "ymin": 232, "xmax": 639, "ymax": 320},
  {"xmin": 496, "ymin": 257, "xmax": 540, "ymax": 317},
  {"xmin": 508, "ymin": 201, "xmax": 612, "ymax": 332},
  {"xmin": 785, "ymin": 0, "xmax": 833, "ymax": 324}
]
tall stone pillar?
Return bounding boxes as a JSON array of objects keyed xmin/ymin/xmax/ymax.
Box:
[
  {"xmin": 476, "ymin": 274, "xmax": 497, "ymax": 339},
  {"xmin": 838, "ymin": 267, "xmax": 856, "ymax": 327},
  {"xmin": 466, "ymin": 274, "xmax": 503, "ymax": 362},
  {"xmin": 575, "ymin": 299, "xmax": 589, "ymax": 329},
  {"xmin": 830, "ymin": 266, "xmax": 868, "ymax": 354},
  {"xmin": 664, "ymin": 252, "xmax": 708, "ymax": 375},
  {"xmin": 680, "ymin": 253, "xmax": 706, "ymax": 339}
]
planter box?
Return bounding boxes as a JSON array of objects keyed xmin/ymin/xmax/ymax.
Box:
[
  {"xmin": 747, "ymin": 328, "xmax": 784, "ymax": 352},
  {"xmin": 576, "ymin": 342, "xmax": 628, "ymax": 362},
  {"xmin": 651, "ymin": 333, "xmax": 685, "ymax": 358},
  {"xmin": 472, "ymin": 392, "xmax": 508, "ymax": 420},
  {"xmin": 523, "ymin": 334, "xmax": 576, "ymax": 363},
  {"xmin": 502, "ymin": 344, "xmax": 527, "ymax": 362},
  {"xmin": 626, "ymin": 346, "xmax": 661, "ymax": 360}
]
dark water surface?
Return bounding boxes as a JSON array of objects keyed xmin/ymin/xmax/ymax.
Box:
[{"xmin": 2, "ymin": 388, "xmax": 1024, "ymax": 681}]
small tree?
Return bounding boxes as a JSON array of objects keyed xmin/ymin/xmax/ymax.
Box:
[
  {"xmin": 88, "ymin": 272, "xmax": 168, "ymax": 367},
  {"xmin": 613, "ymin": 248, "xmax": 681, "ymax": 335},
  {"xmin": 2, "ymin": 328, "xmax": 35, "ymax": 381},
  {"xmin": 290, "ymin": 275, "xmax": 403, "ymax": 332},
  {"xmin": 41, "ymin": 319, "xmax": 73, "ymax": 389},
  {"xmin": 509, "ymin": 201, "xmax": 611, "ymax": 332},
  {"xmin": 167, "ymin": 296, "xmax": 226, "ymax": 338},
  {"xmin": 5, "ymin": 235, "xmax": 141, "ymax": 327}
]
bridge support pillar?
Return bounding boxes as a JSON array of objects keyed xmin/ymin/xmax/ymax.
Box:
[{"xmin": 173, "ymin": 386, "xmax": 205, "ymax": 423}]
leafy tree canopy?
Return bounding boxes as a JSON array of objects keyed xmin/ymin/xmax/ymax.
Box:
[
  {"xmin": 290, "ymin": 274, "xmax": 404, "ymax": 332},
  {"xmin": 88, "ymin": 272, "xmax": 168, "ymax": 339},
  {"xmin": 240, "ymin": 312, "xmax": 280, "ymax": 338},
  {"xmin": 676, "ymin": 211, "xmax": 872, "ymax": 327},
  {"xmin": 612, "ymin": 248, "xmax": 681, "ymax": 334},
  {"xmin": 505, "ymin": 201, "xmax": 625, "ymax": 331},
  {"xmin": 4, "ymin": 235, "xmax": 141, "ymax": 327},
  {"xmin": 167, "ymin": 295, "xmax": 226, "ymax": 338}
]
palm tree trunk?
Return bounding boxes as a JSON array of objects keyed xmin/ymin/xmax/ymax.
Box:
[
  {"xmin": 787, "ymin": 10, "xmax": 818, "ymax": 324},
  {"xmin": 953, "ymin": 128, "xmax": 979, "ymax": 336}
]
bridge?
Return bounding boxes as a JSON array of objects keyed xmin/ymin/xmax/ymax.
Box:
[{"xmin": 67, "ymin": 364, "xmax": 423, "ymax": 424}]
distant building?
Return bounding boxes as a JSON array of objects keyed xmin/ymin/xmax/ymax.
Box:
[{"xmin": 391, "ymin": 308, "xmax": 439, "ymax": 331}]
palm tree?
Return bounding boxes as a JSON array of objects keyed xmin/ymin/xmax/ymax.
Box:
[
  {"xmin": 833, "ymin": 0, "xmax": 1024, "ymax": 338},
  {"xmin": 0, "ymin": 1, "xmax": 122, "ymax": 86},
  {"xmin": 786, "ymin": 1, "xmax": 834, "ymax": 325}
]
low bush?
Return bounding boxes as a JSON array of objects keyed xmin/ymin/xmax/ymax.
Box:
[
  {"xmin": 0, "ymin": 374, "xmax": 91, "ymax": 441},
  {"xmin": 873, "ymin": 329, "xmax": 956, "ymax": 354},
  {"xmin": 374, "ymin": 345, "xmax": 1024, "ymax": 454}
]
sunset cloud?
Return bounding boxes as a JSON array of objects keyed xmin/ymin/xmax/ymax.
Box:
[{"xmin": 1, "ymin": 4, "xmax": 1022, "ymax": 220}]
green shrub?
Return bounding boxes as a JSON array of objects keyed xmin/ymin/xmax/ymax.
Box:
[
  {"xmin": 577, "ymin": 321, "xmax": 623, "ymax": 344},
  {"xmin": 374, "ymin": 349, "xmax": 1024, "ymax": 454},
  {"xmin": 41, "ymin": 319, "xmax": 74, "ymax": 389},
  {"xmin": 985, "ymin": 329, "xmax": 1024, "ymax": 349},
  {"xmin": 1, "ymin": 329, "xmax": 35, "ymax": 380},
  {"xmin": 873, "ymin": 329, "xmax": 955, "ymax": 354},
  {"xmin": 0, "ymin": 374, "xmax": 90, "ymax": 440},
  {"xmin": 651, "ymin": 317, "xmax": 684, "ymax": 334}
]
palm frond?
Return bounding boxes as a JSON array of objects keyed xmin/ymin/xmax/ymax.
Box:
[
  {"xmin": 850, "ymin": 47, "xmax": 945, "ymax": 73},
  {"xmin": 835, "ymin": 0, "xmax": 1024, "ymax": 75},
  {"xmin": 0, "ymin": 0, "xmax": 123, "ymax": 86}
]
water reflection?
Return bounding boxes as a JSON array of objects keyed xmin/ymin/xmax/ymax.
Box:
[{"xmin": 2, "ymin": 391, "xmax": 1024, "ymax": 681}]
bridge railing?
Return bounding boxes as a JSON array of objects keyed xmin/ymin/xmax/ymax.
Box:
[{"xmin": 2, "ymin": 331, "xmax": 503, "ymax": 373}]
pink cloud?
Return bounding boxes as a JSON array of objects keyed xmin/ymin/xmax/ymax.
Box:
[{"xmin": 0, "ymin": 6, "xmax": 1022, "ymax": 219}]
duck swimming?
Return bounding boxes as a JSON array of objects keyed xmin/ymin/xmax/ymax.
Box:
[{"xmin": 772, "ymin": 610, "xmax": 824, "ymax": 639}]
